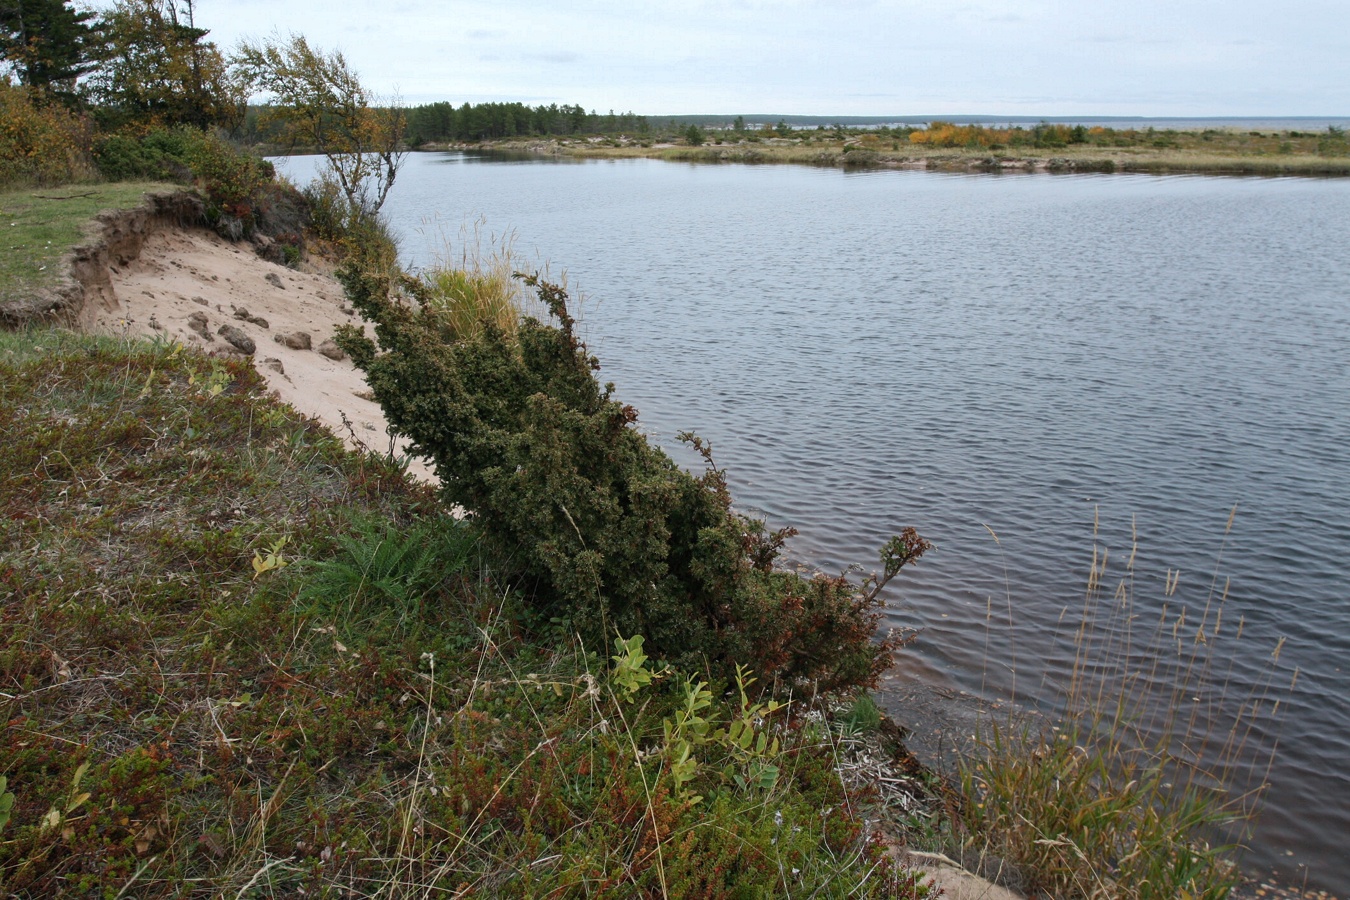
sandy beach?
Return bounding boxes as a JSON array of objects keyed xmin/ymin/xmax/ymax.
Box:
[{"xmin": 89, "ymin": 226, "xmax": 435, "ymax": 482}]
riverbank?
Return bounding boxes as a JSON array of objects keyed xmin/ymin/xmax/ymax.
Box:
[
  {"xmin": 412, "ymin": 133, "xmax": 1350, "ymax": 177},
  {"xmin": 3, "ymin": 183, "xmax": 1338, "ymax": 898},
  {"xmin": 0, "ymin": 185, "xmax": 999, "ymax": 898}
]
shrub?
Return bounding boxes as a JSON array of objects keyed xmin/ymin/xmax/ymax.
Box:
[
  {"xmin": 0, "ymin": 79, "xmax": 94, "ymax": 186},
  {"xmin": 181, "ymin": 130, "xmax": 275, "ymax": 222},
  {"xmin": 334, "ymin": 255, "xmax": 930, "ymax": 693},
  {"xmin": 300, "ymin": 170, "xmax": 350, "ymax": 242},
  {"xmin": 94, "ymin": 126, "xmax": 280, "ymax": 237}
]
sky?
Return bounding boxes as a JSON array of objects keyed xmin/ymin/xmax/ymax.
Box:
[{"xmin": 112, "ymin": 0, "xmax": 1350, "ymax": 117}]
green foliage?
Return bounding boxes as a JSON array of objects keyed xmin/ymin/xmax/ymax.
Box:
[
  {"xmin": 398, "ymin": 99, "xmax": 649, "ymax": 144},
  {"xmin": 298, "ymin": 169, "xmax": 348, "ymax": 241},
  {"xmin": 85, "ymin": 0, "xmax": 244, "ymax": 130},
  {"xmin": 297, "ymin": 513, "xmax": 476, "ymax": 635},
  {"xmin": 611, "ymin": 633, "xmax": 658, "ymax": 698},
  {"xmin": 840, "ymin": 693, "xmax": 883, "ymax": 736},
  {"xmin": 0, "ymin": 775, "xmax": 14, "ymax": 833},
  {"xmin": 0, "ymin": 330, "xmax": 928, "ymax": 895},
  {"xmin": 233, "ymin": 34, "xmax": 405, "ymax": 220},
  {"xmin": 335, "ymin": 260, "xmax": 927, "ymax": 692},
  {"xmin": 0, "ymin": 0, "xmax": 97, "ymax": 102},
  {"xmin": 684, "ymin": 123, "xmax": 707, "ymax": 146},
  {"xmin": 93, "ymin": 126, "xmax": 278, "ymax": 235}
]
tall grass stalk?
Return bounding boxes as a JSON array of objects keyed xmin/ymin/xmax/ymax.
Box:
[
  {"xmin": 416, "ymin": 220, "xmax": 548, "ymax": 341},
  {"xmin": 953, "ymin": 507, "xmax": 1295, "ymax": 899}
]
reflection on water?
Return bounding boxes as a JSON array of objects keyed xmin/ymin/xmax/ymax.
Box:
[{"xmin": 274, "ymin": 152, "xmax": 1350, "ymax": 893}]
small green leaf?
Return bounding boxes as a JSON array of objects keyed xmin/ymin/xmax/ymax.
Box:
[{"xmin": 0, "ymin": 779, "xmax": 14, "ymax": 833}]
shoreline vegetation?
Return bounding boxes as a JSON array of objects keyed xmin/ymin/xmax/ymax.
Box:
[
  {"xmin": 356, "ymin": 119, "xmax": 1350, "ymax": 178},
  {"xmin": 0, "ymin": 177, "xmax": 1309, "ymax": 899},
  {"xmin": 412, "ymin": 132, "xmax": 1350, "ymax": 177}
]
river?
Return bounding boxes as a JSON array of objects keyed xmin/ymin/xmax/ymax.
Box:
[{"xmin": 275, "ymin": 151, "xmax": 1350, "ymax": 893}]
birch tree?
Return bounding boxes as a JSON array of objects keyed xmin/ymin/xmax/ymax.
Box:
[{"xmin": 234, "ymin": 34, "xmax": 405, "ymax": 221}]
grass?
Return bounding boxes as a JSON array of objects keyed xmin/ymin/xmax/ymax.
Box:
[
  {"xmin": 939, "ymin": 511, "xmax": 1296, "ymax": 899},
  {"xmin": 0, "ymin": 183, "xmax": 177, "ymax": 300},
  {"xmin": 0, "ymin": 327, "xmax": 935, "ymax": 897},
  {"xmin": 414, "ymin": 221, "xmax": 546, "ymax": 342}
]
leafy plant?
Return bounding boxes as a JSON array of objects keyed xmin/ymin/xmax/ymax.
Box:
[
  {"xmin": 0, "ymin": 775, "xmax": 14, "ymax": 833},
  {"xmin": 335, "ymin": 253, "xmax": 929, "ymax": 692},
  {"xmin": 38, "ymin": 760, "xmax": 90, "ymax": 838},
  {"xmin": 297, "ymin": 513, "xmax": 475, "ymax": 632},
  {"xmin": 611, "ymin": 635, "xmax": 789, "ymax": 803},
  {"xmin": 610, "ymin": 633, "xmax": 659, "ymax": 699},
  {"xmin": 250, "ymin": 535, "xmax": 288, "ymax": 580}
]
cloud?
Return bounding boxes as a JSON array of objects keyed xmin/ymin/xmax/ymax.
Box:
[{"xmin": 525, "ymin": 52, "xmax": 581, "ymax": 64}]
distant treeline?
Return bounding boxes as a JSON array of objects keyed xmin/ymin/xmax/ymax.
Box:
[{"xmin": 403, "ymin": 103, "xmax": 651, "ymax": 144}]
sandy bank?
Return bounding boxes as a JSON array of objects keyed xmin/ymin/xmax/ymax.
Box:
[{"xmin": 85, "ymin": 220, "xmax": 434, "ymax": 481}]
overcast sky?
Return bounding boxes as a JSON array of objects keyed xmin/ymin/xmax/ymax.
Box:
[{"xmin": 145, "ymin": 0, "xmax": 1350, "ymax": 116}]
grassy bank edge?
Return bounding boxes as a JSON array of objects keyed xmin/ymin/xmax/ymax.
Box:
[{"xmin": 0, "ymin": 182, "xmax": 180, "ymax": 300}]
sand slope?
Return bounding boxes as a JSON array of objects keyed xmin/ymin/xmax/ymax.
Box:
[{"xmin": 92, "ymin": 227, "xmax": 434, "ymax": 482}]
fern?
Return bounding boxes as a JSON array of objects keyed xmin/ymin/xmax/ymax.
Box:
[{"xmin": 298, "ymin": 514, "xmax": 475, "ymax": 631}]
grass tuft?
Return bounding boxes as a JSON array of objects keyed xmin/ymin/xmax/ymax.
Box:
[{"xmin": 945, "ymin": 509, "xmax": 1292, "ymax": 899}]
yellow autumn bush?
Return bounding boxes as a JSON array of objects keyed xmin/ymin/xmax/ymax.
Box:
[{"xmin": 0, "ymin": 80, "xmax": 95, "ymax": 187}]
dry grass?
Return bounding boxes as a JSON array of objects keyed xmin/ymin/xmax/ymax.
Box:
[
  {"xmin": 946, "ymin": 509, "xmax": 1295, "ymax": 899},
  {"xmin": 414, "ymin": 220, "xmax": 545, "ymax": 341}
]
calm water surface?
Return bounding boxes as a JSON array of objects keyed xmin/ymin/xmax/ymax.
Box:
[{"xmin": 277, "ymin": 153, "xmax": 1350, "ymax": 892}]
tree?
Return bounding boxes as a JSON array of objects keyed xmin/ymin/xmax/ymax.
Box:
[
  {"xmin": 86, "ymin": 0, "xmax": 243, "ymax": 129},
  {"xmin": 0, "ymin": 0, "xmax": 96, "ymax": 102},
  {"xmin": 684, "ymin": 123, "xmax": 706, "ymax": 146},
  {"xmin": 234, "ymin": 34, "xmax": 405, "ymax": 220}
]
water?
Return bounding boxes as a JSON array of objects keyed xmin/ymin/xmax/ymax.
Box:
[{"xmin": 275, "ymin": 153, "xmax": 1350, "ymax": 893}]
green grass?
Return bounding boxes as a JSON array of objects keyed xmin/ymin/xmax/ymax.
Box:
[
  {"xmin": 0, "ymin": 182, "xmax": 176, "ymax": 299},
  {"xmin": 0, "ymin": 328, "xmax": 933, "ymax": 897}
]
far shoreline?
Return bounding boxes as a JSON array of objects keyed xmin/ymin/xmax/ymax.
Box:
[{"xmin": 255, "ymin": 132, "xmax": 1350, "ymax": 179}]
